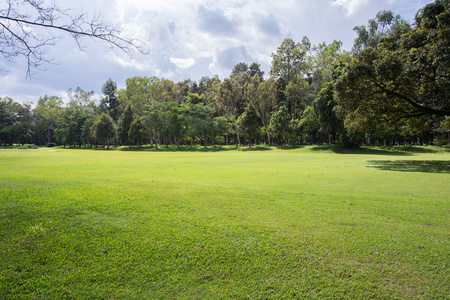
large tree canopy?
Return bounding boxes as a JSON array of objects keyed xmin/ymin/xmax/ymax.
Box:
[{"xmin": 335, "ymin": 1, "xmax": 450, "ymax": 132}]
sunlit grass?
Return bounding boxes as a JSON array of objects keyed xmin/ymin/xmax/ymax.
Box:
[{"xmin": 0, "ymin": 146, "xmax": 449, "ymax": 299}]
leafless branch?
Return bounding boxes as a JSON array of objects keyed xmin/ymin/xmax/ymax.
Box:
[{"xmin": 0, "ymin": 0, "xmax": 147, "ymax": 78}]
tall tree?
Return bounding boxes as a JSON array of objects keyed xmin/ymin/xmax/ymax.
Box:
[
  {"xmin": 91, "ymin": 113, "xmax": 116, "ymax": 149},
  {"xmin": 335, "ymin": 2, "xmax": 450, "ymax": 133},
  {"xmin": 231, "ymin": 62, "xmax": 249, "ymax": 77},
  {"xmin": 352, "ymin": 10, "xmax": 410, "ymax": 53},
  {"xmin": 237, "ymin": 104, "xmax": 260, "ymax": 148},
  {"xmin": 128, "ymin": 118, "xmax": 144, "ymax": 149},
  {"xmin": 251, "ymin": 78, "xmax": 277, "ymax": 144},
  {"xmin": 120, "ymin": 76, "xmax": 159, "ymax": 116},
  {"xmin": 219, "ymin": 72, "xmax": 251, "ymax": 146},
  {"xmin": 0, "ymin": 98, "xmax": 33, "ymax": 145},
  {"xmin": 314, "ymin": 82, "xmax": 344, "ymax": 143},
  {"xmin": 248, "ymin": 62, "xmax": 265, "ymax": 81},
  {"xmin": 118, "ymin": 105, "xmax": 134, "ymax": 146},
  {"xmin": 101, "ymin": 79, "xmax": 120, "ymax": 121},
  {"xmin": 270, "ymin": 38, "xmax": 308, "ymax": 82},
  {"xmin": 33, "ymin": 95, "xmax": 64, "ymax": 144},
  {"xmin": 269, "ymin": 105, "xmax": 292, "ymax": 145}
]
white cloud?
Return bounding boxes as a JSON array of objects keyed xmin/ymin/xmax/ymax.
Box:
[
  {"xmin": 331, "ymin": 0, "xmax": 370, "ymax": 16},
  {"xmin": 170, "ymin": 58, "xmax": 196, "ymax": 69}
]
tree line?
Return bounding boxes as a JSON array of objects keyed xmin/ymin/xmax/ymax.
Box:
[{"xmin": 1, "ymin": 0, "xmax": 449, "ymax": 148}]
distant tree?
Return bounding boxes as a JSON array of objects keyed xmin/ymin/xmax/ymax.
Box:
[
  {"xmin": 212, "ymin": 116, "xmax": 229, "ymax": 148},
  {"xmin": 314, "ymin": 82, "xmax": 344, "ymax": 144},
  {"xmin": 173, "ymin": 80, "xmax": 191, "ymax": 105},
  {"xmin": 270, "ymin": 38, "xmax": 308, "ymax": 82},
  {"xmin": 91, "ymin": 113, "xmax": 116, "ymax": 149},
  {"xmin": 128, "ymin": 118, "xmax": 144, "ymax": 149},
  {"xmin": 0, "ymin": 97, "xmax": 33, "ymax": 145},
  {"xmin": 298, "ymin": 106, "xmax": 320, "ymax": 144},
  {"xmin": 152, "ymin": 79, "xmax": 175, "ymax": 103},
  {"xmin": 101, "ymin": 79, "xmax": 120, "ymax": 121},
  {"xmin": 185, "ymin": 93, "xmax": 204, "ymax": 105},
  {"xmin": 118, "ymin": 105, "xmax": 134, "ymax": 146},
  {"xmin": 352, "ymin": 10, "xmax": 410, "ymax": 53},
  {"xmin": 250, "ymin": 78, "xmax": 277, "ymax": 144},
  {"xmin": 237, "ymin": 104, "xmax": 260, "ymax": 148},
  {"xmin": 0, "ymin": 98, "xmax": 15, "ymax": 145},
  {"xmin": 142, "ymin": 104, "xmax": 165, "ymax": 149},
  {"xmin": 248, "ymin": 62, "xmax": 265, "ymax": 81},
  {"xmin": 120, "ymin": 76, "xmax": 159, "ymax": 116},
  {"xmin": 219, "ymin": 72, "xmax": 251, "ymax": 146},
  {"xmin": 33, "ymin": 95, "xmax": 64, "ymax": 144},
  {"xmin": 269, "ymin": 105, "xmax": 292, "ymax": 145},
  {"xmin": 231, "ymin": 62, "xmax": 249, "ymax": 77},
  {"xmin": 179, "ymin": 102, "xmax": 214, "ymax": 148}
]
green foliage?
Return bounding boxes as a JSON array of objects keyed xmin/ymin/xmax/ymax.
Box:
[
  {"xmin": 314, "ymin": 82, "xmax": 344, "ymax": 141},
  {"xmin": 128, "ymin": 118, "xmax": 144, "ymax": 148},
  {"xmin": 269, "ymin": 105, "xmax": 293, "ymax": 144},
  {"xmin": 299, "ymin": 106, "xmax": 320, "ymax": 143},
  {"xmin": 101, "ymin": 78, "xmax": 120, "ymax": 121},
  {"xmin": 118, "ymin": 105, "xmax": 134, "ymax": 145},
  {"xmin": 91, "ymin": 113, "xmax": 116, "ymax": 148},
  {"xmin": 270, "ymin": 37, "xmax": 308, "ymax": 82},
  {"xmin": 336, "ymin": 5, "xmax": 450, "ymax": 134},
  {"xmin": 237, "ymin": 104, "xmax": 260, "ymax": 147},
  {"xmin": 352, "ymin": 10, "xmax": 410, "ymax": 52},
  {"xmin": 17, "ymin": 143, "xmax": 37, "ymax": 149}
]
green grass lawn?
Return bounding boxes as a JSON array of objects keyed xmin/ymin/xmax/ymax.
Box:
[{"xmin": 0, "ymin": 146, "xmax": 449, "ymax": 299}]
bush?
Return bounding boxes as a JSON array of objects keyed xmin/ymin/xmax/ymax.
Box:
[
  {"xmin": 47, "ymin": 143, "xmax": 56, "ymax": 147},
  {"xmin": 18, "ymin": 144, "xmax": 38, "ymax": 149}
]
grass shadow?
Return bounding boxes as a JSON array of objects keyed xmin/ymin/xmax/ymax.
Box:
[
  {"xmin": 367, "ymin": 160, "xmax": 450, "ymax": 174},
  {"xmin": 309, "ymin": 145, "xmax": 450, "ymax": 156},
  {"xmin": 311, "ymin": 144, "xmax": 413, "ymax": 156}
]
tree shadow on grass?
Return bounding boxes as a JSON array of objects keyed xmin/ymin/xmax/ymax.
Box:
[
  {"xmin": 311, "ymin": 145, "xmax": 413, "ymax": 156},
  {"xmin": 311, "ymin": 145, "xmax": 450, "ymax": 156},
  {"xmin": 367, "ymin": 160, "xmax": 450, "ymax": 174}
]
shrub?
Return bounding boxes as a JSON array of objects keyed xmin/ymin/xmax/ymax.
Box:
[
  {"xmin": 18, "ymin": 144, "xmax": 38, "ymax": 149},
  {"xmin": 47, "ymin": 143, "xmax": 56, "ymax": 147}
]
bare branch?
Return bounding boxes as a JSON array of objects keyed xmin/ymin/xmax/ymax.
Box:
[{"xmin": 0, "ymin": 0, "xmax": 147, "ymax": 78}]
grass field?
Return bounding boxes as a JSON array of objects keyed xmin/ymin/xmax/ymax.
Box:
[{"xmin": 0, "ymin": 145, "xmax": 449, "ymax": 299}]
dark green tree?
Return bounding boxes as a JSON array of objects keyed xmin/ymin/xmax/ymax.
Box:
[
  {"xmin": 237, "ymin": 104, "xmax": 260, "ymax": 148},
  {"xmin": 352, "ymin": 10, "xmax": 410, "ymax": 53},
  {"xmin": 248, "ymin": 62, "xmax": 265, "ymax": 81},
  {"xmin": 335, "ymin": 2, "xmax": 450, "ymax": 134},
  {"xmin": 270, "ymin": 38, "xmax": 308, "ymax": 82},
  {"xmin": 231, "ymin": 62, "xmax": 249, "ymax": 77},
  {"xmin": 128, "ymin": 118, "xmax": 144, "ymax": 149},
  {"xmin": 298, "ymin": 106, "xmax": 320, "ymax": 144},
  {"xmin": 269, "ymin": 105, "xmax": 293, "ymax": 145},
  {"xmin": 91, "ymin": 113, "xmax": 116, "ymax": 149},
  {"xmin": 119, "ymin": 105, "xmax": 134, "ymax": 146},
  {"xmin": 314, "ymin": 82, "xmax": 344, "ymax": 144},
  {"xmin": 101, "ymin": 79, "xmax": 120, "ymax": 121}
]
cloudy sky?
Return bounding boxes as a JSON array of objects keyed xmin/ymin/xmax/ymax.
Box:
[{"xmin": 0, "ymin": 0, "xmax": 433, "ymax": 104}]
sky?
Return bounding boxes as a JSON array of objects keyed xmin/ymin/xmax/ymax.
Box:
[{"xmin": 0, "ymin": 0, "xmax": 434, "ymax": 104}]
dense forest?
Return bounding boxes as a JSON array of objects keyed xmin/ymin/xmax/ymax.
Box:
[{"xmin": 1, "ymin": 0, "xmax": 449, "ymax": 148}]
